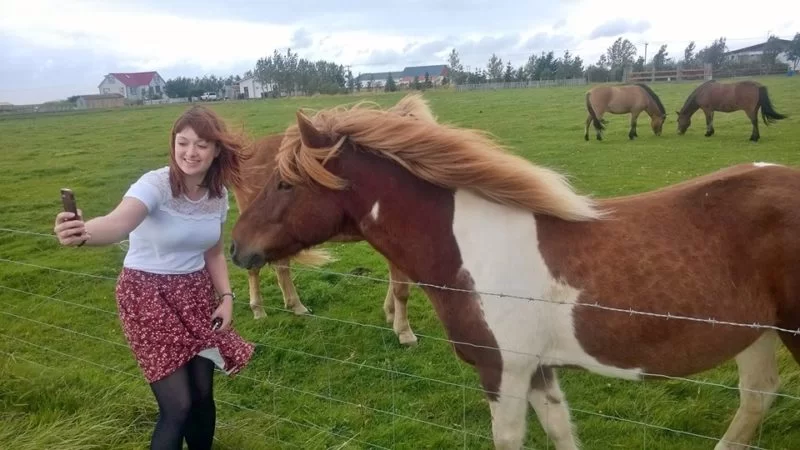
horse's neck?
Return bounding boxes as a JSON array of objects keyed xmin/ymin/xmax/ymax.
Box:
[{"xmin": 680, "ymin": 97, "xmax": 700, "ymax": 115}]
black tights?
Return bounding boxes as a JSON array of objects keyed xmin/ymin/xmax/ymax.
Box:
[{"xmin": 149, "ymin": 356, "xmax": 216, "ymax": 450}]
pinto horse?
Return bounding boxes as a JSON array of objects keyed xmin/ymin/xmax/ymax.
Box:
[
  {"xmin": 230, "ymin": 93, "xmax": 438, "ymax": 345},
  {"xmin": 676, "ymin": 79, "xmax": 788, "ymax": 141},
  {"xmin": 584, "ymin": 83, "xmax": 667, "ymax": 141},
  {"xmin": 230, "ymin": 101, "xmax": 800, "ymax": 450}
]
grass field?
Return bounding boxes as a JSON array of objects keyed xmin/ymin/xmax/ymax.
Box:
[{"xmin": 2, "ymin": 75, "xmax": 800, "ymax": 450}]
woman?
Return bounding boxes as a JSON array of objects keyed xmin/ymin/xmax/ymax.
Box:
[{"xmin": 53, "ymin": 105, "xmax": 255, "ymax": 450}]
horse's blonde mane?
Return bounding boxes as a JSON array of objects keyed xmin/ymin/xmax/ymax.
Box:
[{"xmin": 277, "ymin": 99, "xmax": 605, "ymax": 222}]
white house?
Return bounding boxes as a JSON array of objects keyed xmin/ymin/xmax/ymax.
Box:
[
  {"xmin": 98, "ymin": 71, "xmax": 166, "ymax": 100},
  {"xmin": 724, "ymin": 39, "xmax": 792, "ymax": 65},
  {"xmin": 237, "ymin": 76, "xmax": 275, "ymax": 99}
]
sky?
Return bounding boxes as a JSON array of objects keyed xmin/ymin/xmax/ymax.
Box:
[{"xmin": 0, "ymin": 0, "xmax": 797, "ymax": 104}]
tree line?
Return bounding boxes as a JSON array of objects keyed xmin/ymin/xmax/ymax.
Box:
[{"xmin": 159, "ymin": 33, "xmax": 800, "ymax": 98}]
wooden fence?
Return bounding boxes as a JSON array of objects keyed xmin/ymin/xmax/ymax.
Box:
[
  {"xmin": 623, "ymin": 63, "xmax": 712, "ymax": 83},
  {"xmin": 455, "ymin": 78, "xmax": 586, "ymax": 92}
]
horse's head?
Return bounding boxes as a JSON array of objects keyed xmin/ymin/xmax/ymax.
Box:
[
  {"xmin": 230, "ymin": 112, "xmax": 350, "ymax": 269},
  {"xmin": 650, "ymin": 113, "xmax": 666, "ymax": 136},
  {"xmin": 676, "ymin": 110, "xmax": 691, "ymax": 135}
]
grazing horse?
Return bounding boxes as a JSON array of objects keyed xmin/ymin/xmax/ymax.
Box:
[
  {"xmin": 231, "ymin": 93, "xmax": 438, "ymax": 345},
  {"xmin": 230, "ymin": 101, "xmax": 800, "ymax": 450},
  {"xmin": 584, "ymin": 83, "xmax": 667, "ymax": 141},
  {"xmin": 676, "ymin": 79, "xmax": 788, "ymax": 141}
]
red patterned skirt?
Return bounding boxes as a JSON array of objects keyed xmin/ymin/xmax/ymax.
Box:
[{"xmin": 115, "ymin": 267, "xmax": 255, "ymax": 383}]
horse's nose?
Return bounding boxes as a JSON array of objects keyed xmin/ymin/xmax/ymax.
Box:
[{"xmin": 229, "ymin": 241, "xmax": 237, "ymax": 258}]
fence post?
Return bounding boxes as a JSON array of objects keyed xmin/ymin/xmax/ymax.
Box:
[
  {"xmin": 623, "ymin": 66, "xmax": 631, "ymax": 82},
  {"xmin": 704, "ymin": 63, "xmax": 713, "ymax": 80},
  {"xmin": 676, "ymin": 64, "xmax": 683, "ymax": 81},
  {"xmin": 651, "ymin": 64, "xmax": 655, "ymax": 82}
]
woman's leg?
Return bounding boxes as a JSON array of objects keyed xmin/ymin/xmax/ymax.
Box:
[
  {"xmin": 184, "ymin": 356, "xmax": 216, "ymax": 450},
  {"xmin": 149, "ymin": 365, "xmax": 192, "ymax": 450}
]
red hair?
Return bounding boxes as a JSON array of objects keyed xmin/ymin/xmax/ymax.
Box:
[{"xmin": 168, "ymin": 105, "xmax": 251, "ymax": 198}]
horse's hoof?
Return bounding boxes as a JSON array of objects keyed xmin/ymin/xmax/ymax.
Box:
[
  {"xmin": 398, "ymin": 332, "xmax": 419, "ymax": 346},
  {"xmin": 251, "ymin": 307, "xmax": 267, "ymax": 320},
  {"xmin": 584, "ymin": 135, "xmax": 589, "ymax": 141},
  {"xmin": 291, "ymin": 304, "xmax": 311, "ymax": 315}
]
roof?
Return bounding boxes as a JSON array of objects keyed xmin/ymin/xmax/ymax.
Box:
[
  {"xmin": 356, "ymin": 72, "xmax": 403, "ymax": 82},
  {"xmin": 401, "ymin": 65, "xmax": 448, "ymax": 78},
  {"xmin": 725, "ymin": 39, "xmax": 791, "ymax": 55},
  {"xmin": 107, "ymin": 71, "xmax": 159, "ymax": 87}
]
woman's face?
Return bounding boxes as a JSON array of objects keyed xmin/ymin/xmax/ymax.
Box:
[{"xmin": 174, "ymin": 126, "xmax": 219, "ymax": 179}]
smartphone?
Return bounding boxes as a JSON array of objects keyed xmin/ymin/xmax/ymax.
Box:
[
  {"xmin": 212, "ymin": 317, "xmax": 223, "ymax": 331},
  {"xmin": 60, "ymin": 188, "xmax": 81, "ymax": 220}
]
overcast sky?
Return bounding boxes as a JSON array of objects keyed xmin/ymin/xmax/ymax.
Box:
[{"xmin": 1, "ymin": 0, "xmax": 797, "ymax": 104}]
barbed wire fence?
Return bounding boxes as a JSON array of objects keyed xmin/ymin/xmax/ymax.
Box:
[{"xmin": 1, "ymin": 226, "xmax": 798, "ymax": 449}]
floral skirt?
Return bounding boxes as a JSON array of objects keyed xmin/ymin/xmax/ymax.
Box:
[{"xmin": 115, "ymin": 267, "xmax": 255, "ymax": 383}]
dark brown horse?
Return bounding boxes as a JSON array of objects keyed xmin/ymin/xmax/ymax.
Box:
[
  {"xmin": 676, "ymin": 79, "xmax": 788, "ymax": 141},
  {"xmin": 230, "ymin": 93, "xmax": 438, "ymax": 346},
  {"xmin": 230, "ymin": 100, "xmax": 800, "ymax": 449},
  {"xmin": 584, "ymin": 83, "xmax": 667, "ymax": 141}
]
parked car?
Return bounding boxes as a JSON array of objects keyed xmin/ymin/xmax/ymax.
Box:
[{"xmin": 200, "ymin": 92, "xmax": 218, "ymax": 101}]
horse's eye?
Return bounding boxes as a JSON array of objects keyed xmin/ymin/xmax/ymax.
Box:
[{"xmin": 277, "ymin": 180, "xmax": 292, "ymax": 190}]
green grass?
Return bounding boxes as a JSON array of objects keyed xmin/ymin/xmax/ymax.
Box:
[{"xmin": 2, "ymin": 75, "xmax": 800, "ymax": 449}]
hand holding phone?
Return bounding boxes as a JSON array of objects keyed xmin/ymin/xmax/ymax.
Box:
[{"xmin": 54, "ymin": 188, "xmax": 88, "ymax": 247}]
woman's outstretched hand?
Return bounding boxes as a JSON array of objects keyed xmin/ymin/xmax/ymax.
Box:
[{"xmin": 54, "ymin": 210, "xmax": 90, "ymax": 246}]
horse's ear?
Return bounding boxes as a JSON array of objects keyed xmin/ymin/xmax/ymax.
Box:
[{"xmin": 296, "ymin": 110, "xmax": 334, "ymax": 149}]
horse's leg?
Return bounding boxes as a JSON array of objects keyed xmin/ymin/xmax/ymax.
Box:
[
  {"xmin": 703, "ymin": 108, "xmax": 715, "ymax": 137},
  {"xmin": 387, "ymin": 264, "xmax": 416, "ymax": 345},
  {"xmin": 274, "ymin": 258, "xmax": 310, "ymax": 315},
  {"xmin": 528, "ymin": 366, "xmax": 579, "ymax": 450},
  {"xmin": 583, "ymin": 115, "xmax": 592, "ymax": 141},
  {"xmin": 247, "ymin": 268, "xmax": 266, "ymax": 319},
  {"xmin": 714, "ymin": 331, "xmax": 780, "ymax": 450},
  {"xmin": 747, "ymin": 109, "xmax": 760, "ymax": 142},
  {"xmin": 628, "ymin": 110, "xmax": 640, "ymax": 140},
  {"xmin": 488, "ymin": 368, "xmax": 535, "ymax": 450}
]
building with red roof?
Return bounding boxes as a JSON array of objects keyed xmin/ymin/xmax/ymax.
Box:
[{"xmin": 98, "ymin": 71, "xmax": 166, "ymax": 100}]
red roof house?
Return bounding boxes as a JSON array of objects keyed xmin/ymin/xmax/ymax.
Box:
[{"xmin": 98, "ymin": 71, "xmax": 166, "ymax": 100}]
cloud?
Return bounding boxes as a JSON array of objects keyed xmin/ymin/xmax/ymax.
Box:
[{"xmin": 589, "ymin": 18, "xmax": 651, "ymax": 39}]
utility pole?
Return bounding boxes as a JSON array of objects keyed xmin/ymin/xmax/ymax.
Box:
[{"xmin": 644, "ymin": 42, "xmax": 648, "ymax": 65}]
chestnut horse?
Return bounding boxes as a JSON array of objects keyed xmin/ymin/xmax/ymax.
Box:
[
  {"xmin": 231, "ymin": 93, "xmax": 438, "ymax": 345},
  {"xmin": 584, "ymin": 83, "xmax": 667, "ymax": 141},
  {"xmin": 676, "ymin": 79, "xmax": 787, "ymax": 141},
  {"xmin": 230, "ymin": 101, "xmax": 800, "ymax": 450}
]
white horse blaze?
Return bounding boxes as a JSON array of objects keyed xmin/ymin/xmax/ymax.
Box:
[
  {"xmin": 450, "ymin": 188, "xmax": 644, "ymax": 378},
  {"xmin": 370, "ymin": 201, "xmax": 380, "ymax": 221}
]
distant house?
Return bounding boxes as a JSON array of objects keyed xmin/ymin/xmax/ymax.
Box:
[
  {"xmin": 399, "ymin": 65, "xmax": 449, "ymax": 85},
  {"xmin": 356, "ymin": 71, "xmax": 404, "ymax": 89},
  {"xmin": 236, "ymin": 76, "xmax": 275, "ymax": 99},
  {"xmin": 357, "ymin": 65, "xmax": 450, "ymax": 88},
  {"xmin": 98, "ymin": 71, "xmax": 166, "ymax": 100},
  {"xmin": 724, "ymin": 39, "xmax": 792, "ymax": 65},
  {"xmin": 76, "ymin": 94, "xmax": 125, "ymax": 109}
]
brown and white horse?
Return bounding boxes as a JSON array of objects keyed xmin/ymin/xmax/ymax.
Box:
[
  {"xmin": 229, "ymin": 101, "xmax": 800, "ymax": 449},
  {"xmin": 231, "ymin": 93, "xmax": 438, "ymax": 345}
]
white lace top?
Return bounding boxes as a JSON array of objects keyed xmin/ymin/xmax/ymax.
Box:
[{"xmin": 122, "ymin": 166, "xmax": 229, "ymax": 274}]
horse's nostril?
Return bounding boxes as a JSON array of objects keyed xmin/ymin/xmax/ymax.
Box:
[{"xmin": 229, "ymin": 241, "xmax": 237, "ymax": 257}]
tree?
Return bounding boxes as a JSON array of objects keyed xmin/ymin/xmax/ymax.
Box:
[
  {"xmin": 447, "ymin": 48, "xmax": 465, "ymax": 84},
  {"xmin": 384, "ymin": 73, "xmax": 396, "ymax": 92},
  {"xmin": 696, "ymin": 37, "xmax": 727, "ymax": 69},
  {"xmin": 424, "ymin": 71, "xmax": 433, "ymax": 89},
  {"xmin": 652, "ymin": 45, "xmax": 668, "ymax": 69},
  {"xmin": 503, "ymin": 62, "xmax": 514, "ymax": 81},
  {"xmin": 761, "ymin": 34, "xmax": 786, "ymax": 68},
  {"xmin": 486, "ymin": 53, "xmax": 504, "ymax": 81},
  {"xmin": 606, "ymin": 37, "xmax": 637, "ymax": 68},
  {"xmin": 684, "ymin": 41, "xmax": 696, "ymax": 64},
  {"xmin": 787, "ymin": 32, "xmax": 800, "ymax": 70}
]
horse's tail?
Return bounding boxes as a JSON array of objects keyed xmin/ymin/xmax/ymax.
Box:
[
  {"xmin": 758, "ymin": 86, "xmax": 788, "ymax": 125},
  {"xmin": 290, "ymin": 248, "xmax": 337, "ymax": 267},
  {"xmin": 585, "ymin": 92, "xmax": 604, "ymax": 131}
]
